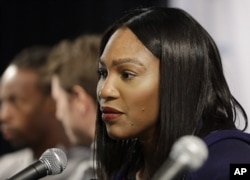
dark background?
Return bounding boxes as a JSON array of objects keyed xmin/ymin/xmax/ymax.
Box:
[
  {"xmin": 0, "ymin": 0, "xmax": 167, "ymax": 156},
  {"xmin": 1, "ymin": 0, "xmax": 167, "ymax": 74}
]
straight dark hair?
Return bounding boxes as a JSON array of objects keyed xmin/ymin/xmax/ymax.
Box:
[{"xmin": 95, "ymin": 7, "xmax": 248, "ymax": 179}]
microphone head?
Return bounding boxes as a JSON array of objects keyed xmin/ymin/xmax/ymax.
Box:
[
  {"xmin": 169, "ymin": 135, "xmax": 208, "ymax": 171},
  {"xmin": 39, "ymin": 148, "xmax": 67, "ymax": 175}
]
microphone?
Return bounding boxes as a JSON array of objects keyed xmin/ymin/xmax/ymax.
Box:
[
  {"xmin": 152, "ymin": 135, "xmax": 208, "ymax": 180},
  {"xmin": 7, "ymin": 148, "xmax": 67, "ymax": 180}
]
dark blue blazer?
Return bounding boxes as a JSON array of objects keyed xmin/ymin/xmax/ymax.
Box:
[
  {"xmin": 114, "ymin": 129, "xmax": 250, "ymax": 180},
  {"xmin": 186, "ymin": 129, "xmax": 250, "ymax": 180}
]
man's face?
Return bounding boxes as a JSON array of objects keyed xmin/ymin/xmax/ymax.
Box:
[
  {"xmin": 0, "ymin": 65, "xmax": 53, "ymax": 148},
  {"xmin": 51, "ymin": 75, "xmax": 77, "ymax": 144}
]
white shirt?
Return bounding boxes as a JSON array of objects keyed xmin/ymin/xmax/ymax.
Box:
[{"xmin": 0, "ymin": 146, "xmax": 94, "ymax": 180}]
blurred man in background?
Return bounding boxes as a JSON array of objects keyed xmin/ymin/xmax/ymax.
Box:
[
  {"xmin": 0, "ymin": 46, "xmax": 78, "ymax": 179},
  {"xmin": 47, "ymin": 34, "xmax": 100, "ymax": 179}
]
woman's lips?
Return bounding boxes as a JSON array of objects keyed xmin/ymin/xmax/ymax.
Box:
[{"xmin": 101, "ymin": 106, "xmax": 124, "ymax": 122}]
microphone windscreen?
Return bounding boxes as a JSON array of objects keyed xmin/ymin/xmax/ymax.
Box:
[
  {"xmin": 39, "ymin": 148, "xmax": 67, "ymax": 175},
  {"xmin": 152, "ymin": 135, "xmax": 208, "ymax": 180},
  {"xmin": 169, "ymin": 135, "xmax": 208, "ymax": 171}
]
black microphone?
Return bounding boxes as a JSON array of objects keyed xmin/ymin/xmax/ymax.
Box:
[
  {"xmin": 7, "ymin": 148, "xmax": 67, "ymax": 180},
  {"xmin": 152, "ymin": 135, "xmax": 208, "ymax": 180}
]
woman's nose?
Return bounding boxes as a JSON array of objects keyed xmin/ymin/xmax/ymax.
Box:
[{"xmin": 97, "ymin": 77, "xmax": 119, "ymax": 101}]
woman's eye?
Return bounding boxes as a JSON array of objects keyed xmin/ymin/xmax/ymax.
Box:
[
  {"xmin": 121, "ymin": 71, "xmax": 136, "ymax": 80},
  {"xmin": 97, "ymin": 68, "xmax": 108, "ymax": 79}
]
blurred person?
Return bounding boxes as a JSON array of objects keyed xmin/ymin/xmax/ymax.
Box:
[
  {"xmin": 0, "ymin": 82, "xmax": 15, "ymax": 157},
  {"xmin": 47, "ymin": 34, "xmax": 101, "ymax": 179},
  {"xmin": 0, "ymin": 46, "xmax": 77, "ymax": 180},
  {"xmin": 0, "ymin": 133, "xmax": 14, "ymax": 156},
  {"xmin": 94, "ymin": 7, "xmax": 250, "ymax": 180}
]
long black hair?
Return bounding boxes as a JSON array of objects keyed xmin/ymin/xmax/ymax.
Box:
[{"xmin": 95, "ymin": 7, "xmax": 248, "ymax": 179}]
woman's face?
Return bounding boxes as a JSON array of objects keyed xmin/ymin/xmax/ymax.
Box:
[{"xmin": 97, "ymin": 28, "xmax": 160, "ymax": 141}]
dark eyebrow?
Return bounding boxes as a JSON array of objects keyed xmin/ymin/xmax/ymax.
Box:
[{"xmin": 99, "ymin": 58, "xmax": 145, "ymax": 69}]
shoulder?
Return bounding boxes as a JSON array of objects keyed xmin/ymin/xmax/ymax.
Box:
[
  {"xmin": 204, "ymin": 129, "xmax": 250, "ymax": 147},
  {"xmin": 0, "ymin": 148, "xmax": 33, "ymax": 179},
  {"xmin": 205, "ymin": 129, "xmax": 250, "ymax": 160},
  {"xmin": 186, "ymin": 129, "xmax": 250, "ymax": 180},
  {"xmin": 0, "ymin": 148, "xmax": 33, "ymax": 163},
  {"xmin": 48, "ymin": 146, "xmax": 95, "ymax": 180}
]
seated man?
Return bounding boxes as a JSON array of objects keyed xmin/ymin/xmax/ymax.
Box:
[
  {"xmin": 47, "ymin": 34, "xmax": 101, "ymax": 179},
  {"xmin": 0, "ymin": 46, "xmax": 76, "ymax": 180}
]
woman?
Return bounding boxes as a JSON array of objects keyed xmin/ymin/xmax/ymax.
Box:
[{"xmin": 95, "ymin": 7, "xmax": 249, "ymax": 180}]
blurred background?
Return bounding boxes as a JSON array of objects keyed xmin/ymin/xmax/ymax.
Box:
[
  {"xmin": 0, "ymin": 0, "xmax": 167, "ymax": 74},
  {"xmin": 1, "ymin": 0, "xmax": 249, "ymax": 155},
  {"xmin": 0, "ymin": 0, "xmax": 166, "ymax": 156}
]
